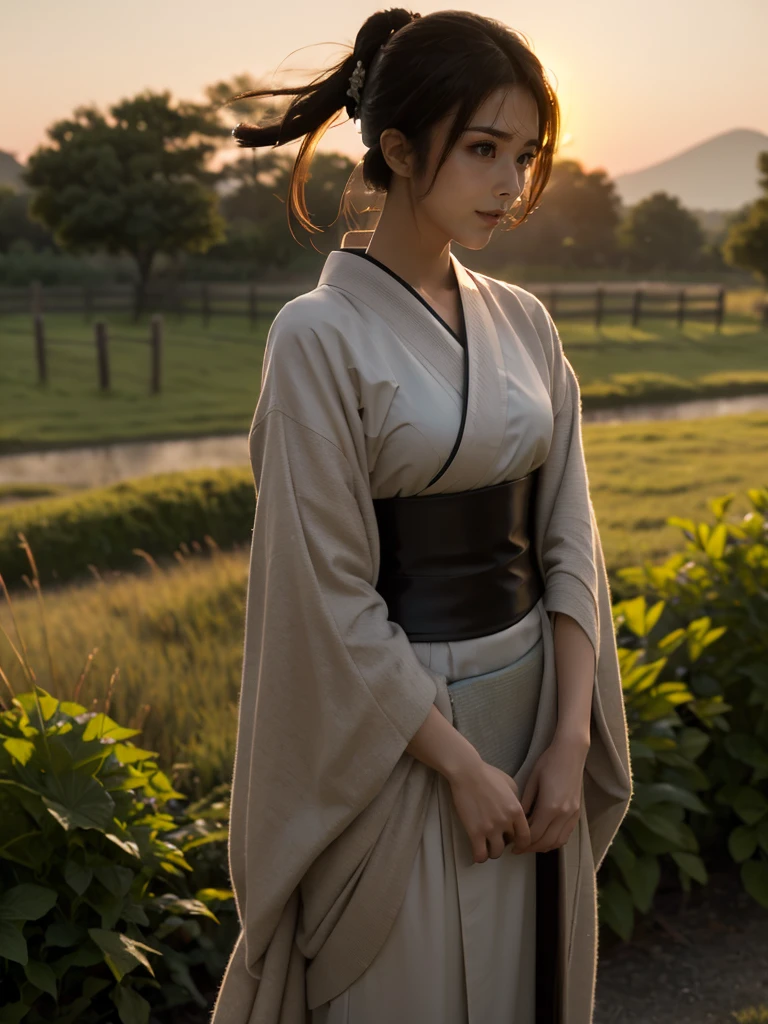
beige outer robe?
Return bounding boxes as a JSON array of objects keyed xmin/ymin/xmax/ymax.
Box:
[{"xmin": 210, "ymin": 249, "xmax": 634, "ymax": 1024}]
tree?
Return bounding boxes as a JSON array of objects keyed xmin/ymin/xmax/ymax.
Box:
[
  {"xmin": 722, "ymin": 151, "xmax": 768, "ymax": 286},
  {"xmin": 464, "ymin": 159, "xmax": 623, "ymax": 275},
  {"xmin": 0, "ymin": 186, "xmax": 54, "ymax": 253},
  {"xmin": 202, "ymin": 74, "xmax": 357, "ymax": 276},
  {"xmin": 23, "ymin": 90, "xmax": 228, "ymax": 316},
  {"xmin": 617, "ymin": 192, "xmax": 707, "ymax": 272}
]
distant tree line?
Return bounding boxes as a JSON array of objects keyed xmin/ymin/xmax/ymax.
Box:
[{"xmin": 0, "ymin": 77, "xmax": 766, "ymax": 291}]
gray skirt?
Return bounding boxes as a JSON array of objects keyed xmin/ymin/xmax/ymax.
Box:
[{"xmin": 310, "ymin": 628, "xmax": 552, "ymax": 1024}]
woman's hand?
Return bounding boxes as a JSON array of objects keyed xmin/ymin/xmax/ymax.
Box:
[
  {"xmin": 447, "ymin": 760, "xmax": 531, "ymax": 864},
  {"xmin": 511, "ymin": 734, "xmax": 589, "ymax": 855}
]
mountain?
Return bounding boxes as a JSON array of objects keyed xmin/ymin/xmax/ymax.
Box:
[
  {"xmin": 0, "ymin": 150, "xmax": 26, "ymax": 192},
  {"xmin": 612, "ymin": 128, "xmax": 768, "ymax": 212}
]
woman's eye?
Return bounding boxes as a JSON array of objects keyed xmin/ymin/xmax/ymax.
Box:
[{"xmin": 471, "ymin": 143, "xmax": 536, "ymax": 166}]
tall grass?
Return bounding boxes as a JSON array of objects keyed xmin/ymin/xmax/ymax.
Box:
[{"xmin": 0, "ymin": 539, "xmax": 248, "ymax": 799}]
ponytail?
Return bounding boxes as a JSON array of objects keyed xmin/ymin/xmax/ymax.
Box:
[
  {"xmin": 225, "ymin": 9, "xmax": 560, "ymax": 240},
  {"xmin": 227, "ymin": 8, "xmax": 419, "ymax": 234}
]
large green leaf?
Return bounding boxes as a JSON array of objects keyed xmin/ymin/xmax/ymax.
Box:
[
  {"xmin": 631, "ymin": 783, "xmax": 709, "ymax": 814},
  {"xmin": 671, "ymin": 851, "xmax": 708, "ymax": 885},
  {"xmin": 82, "ymin": 713, "xmax": 141, "ymax": 744},
  {"xmin": 733, "ymin": 786, "xmax": 768, "ymax": 826},
  {"xmin": 624, "ymin": 854, "xmax": 660, "ymax": 913},
  {"xmin": 676, "ymin": 727, "xmax": 710, "ymax": 762},
  {"xmin": 724, "ymin": 734, "xmax": 768, "ymax": 770},
  {"xmin": 634, "ymin": 809, "xmax": 698, "ymax": 851},
  {"xmin": 0, "ymin": 883, "xmax": 57, "ymax": 922},
  {"xmin": 598, "ymin": 879, "xmax": 635, "ymax": 941},
  {"xmin": 23, "ymin": 959, "xmax": 58, "ymax": 999},
  {"xmin": 704, "ymin": 522, "xmax": 728, "ymax": 559},
  {"xmin": 64, "ymin": 859, "xmax": 93, "ymax": 896},
  {"xmin": 3, "ymin": 738, "xmax": 35, "ymax": 766},
  {"xmin": 0, "ymin": 920, "xmax": 27, "ymax": 964},
  {"xmin": 728, "ymin": 826, "xmax": 758, "ymax": 862},
  {"xmin": 88, "ymin": 928, "xmax": 161, "ymax": 982},
  {"xmin": 741, "ymin": 859, "xmax": 768, "ymax": 910},
  {"xmin": 94, "ymin": 863, "xmax": 135, "ymax": 898},
  {"xmin": 112, "ymin": 984, "xmax": 151, "ymax": 1024},
  {"xmin": 42, "ymin": 773, "xmax": 115, "ymax": 831}
]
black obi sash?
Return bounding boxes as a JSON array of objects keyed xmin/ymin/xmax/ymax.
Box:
[{"xmin": 373, "ymin": 474, "xmax": 543, "ymax": 642}]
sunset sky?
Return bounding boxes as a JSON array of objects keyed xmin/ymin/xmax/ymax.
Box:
[{"xmin": 2, "ymin": 0, "xmax": 765, "ymax": 179}]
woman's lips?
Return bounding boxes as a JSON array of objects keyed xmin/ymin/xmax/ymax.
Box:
[{"xmin": 476, "ymin": 211, "xmax": 501, "ymax": 226}]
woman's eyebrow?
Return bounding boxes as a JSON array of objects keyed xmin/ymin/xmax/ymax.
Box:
[{"xmin": 465, "ymin": 125, "xmax": 539, "ymax": 147}]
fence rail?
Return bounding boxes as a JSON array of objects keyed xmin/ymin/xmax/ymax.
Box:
[{"xmin": 1, "ymin": 279, "xmax": 763, "ymax": 328}]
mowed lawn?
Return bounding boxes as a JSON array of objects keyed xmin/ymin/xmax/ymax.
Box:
[
  {"xmin": 584, "ymin": 410, "xmax": 768, "ymax": 570},
  {"xmin": 0, "ymin": 288, "xmax": 766, "ymax": 453}
]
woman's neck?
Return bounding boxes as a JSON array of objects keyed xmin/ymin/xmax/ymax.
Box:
[{"xmin": 364, "ymin": 189, "xmax": 457, "ymax": 299}]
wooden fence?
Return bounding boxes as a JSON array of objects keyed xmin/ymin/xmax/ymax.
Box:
[
  {"xmin": 30, "ymin": 314, "xmax": 165, "ymax": 394},
  {"xmin": 1, "ymin": 279, "xmax": 761, "ymax": 329},
  {"xmin": 4, "ymin": 280, "xmax": 765, "ymax": 396}
]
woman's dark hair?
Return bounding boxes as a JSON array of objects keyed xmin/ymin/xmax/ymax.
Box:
[{"xmin": 228, "ymin": 8, "xmax": 560, "ymax": 235}]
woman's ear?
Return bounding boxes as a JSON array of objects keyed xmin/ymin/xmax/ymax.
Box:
[{"xmin": 379, "ymin": 128, "xmax": 415, "ymax": 178}]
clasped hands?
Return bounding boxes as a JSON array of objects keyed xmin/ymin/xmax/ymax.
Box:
[
  {"xmin": 510, "ymin": 732, "xmax": 588, "ymax": 856},
  {"xmin": 449, "ymin": 731, "xmax": 588, "ymax": 864}
]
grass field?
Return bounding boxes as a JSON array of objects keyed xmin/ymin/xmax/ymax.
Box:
[
  {"xmin": 2, "ymin": 410, "xmax": 766, "ymax": 797},
  {"xmin": 0, "ymin": 289, "xmax": 766, "ymax": 453}
]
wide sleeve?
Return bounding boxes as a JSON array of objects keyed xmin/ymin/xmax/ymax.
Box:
[
  {"xmin": 532, "ymin": 304, "xmax": 600, "ymax": 653},
  {"xmin": 227, "ymin": 394, "xmax": 443, "ymax": 977},
  {"xmin": 530, "ymin": 299, "xmax": 633, "ymax": 871}
]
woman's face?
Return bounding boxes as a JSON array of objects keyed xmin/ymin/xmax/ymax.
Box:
[{"xmin": 386, "ymin": 84, "xmax": 541, "ymax": 251}]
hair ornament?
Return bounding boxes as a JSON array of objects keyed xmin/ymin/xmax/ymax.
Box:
[{"xmin": 345, "ymin": 59, "xmax": 366, "ymax": 120}]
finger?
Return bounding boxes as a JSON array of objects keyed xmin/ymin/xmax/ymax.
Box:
[
  {"xmin": 510, "ymin": 805, "xmax": 531, "ymax": 849},
  {"xmin": 472, "ymin": 834, "xmax": 490, "ymax": 864},
  {"xmin": 520, "ymin": 808, "xmax": 558, "ymax": 852},
  {"xmin": 487, "ymin": 833, "xmax": 506, "ymax": 860},
  {"xmin": 520, "ymin": 773, "xmax": 538, "ymax": 817},
  {"xmin": 555, "ymin": 813, "xmax": 580, "ymax": 850},
  {"xmin": 527, "ymin": 816, "xmax": 566, "ymax": 854}
]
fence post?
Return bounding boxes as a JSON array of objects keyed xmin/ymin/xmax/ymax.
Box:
[
  {"xmin": 249, "ymin": 283, "xmax": 258, "ymax": 329},
  {"xmin": 631, "ymin": 289, "xmax": 643, "ymax": 328},
  {"xmin": 150, "ymin": 314, "xmax": 163, "ymax": 394},
  {"xmin": 34, "ymin": 313, "xmax": 47, "ymax": 385},
  {"xmin": 201, "ymin": 283, "xmax": 210, "ymax": 327},
  {"xmin": 594, "ymin": 287, "xmax": 604, "ymax": 329},
  {"xmin": 30, "ymin": 279, "xmax": 43, "ymax": 316},
  {"xmin": 714, "ymin": 286, "xmax": 725, "ymax": 332},
  {"xmin": 676, "ymin": 288, "xmax": 686, "ymax": 329},
  {"xmin": 763, "ymin": 295, "xmax": 768, "ymax": 329},
  {"xmin": 95, "ymin": 321, "xmax": 110, "ymax": 392}
]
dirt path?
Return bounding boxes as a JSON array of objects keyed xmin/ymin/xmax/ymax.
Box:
[{"xmin": 594, "ymin": 868, "xmax": 768, "ymax": 1023}]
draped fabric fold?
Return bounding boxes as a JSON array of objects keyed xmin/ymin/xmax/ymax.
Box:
[{"xmin": 210, "ymin": 251, "xmax": 633, "ymax": 1024}]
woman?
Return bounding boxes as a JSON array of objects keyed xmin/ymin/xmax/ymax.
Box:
[{"xmin": 211, "ymin": 9, "xmax": 633, "ymax": 1024}]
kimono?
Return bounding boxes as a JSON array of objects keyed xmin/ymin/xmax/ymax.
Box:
[{"xmin": 210, "ymin": 246, "xmax": 633, "ymax": 1024}]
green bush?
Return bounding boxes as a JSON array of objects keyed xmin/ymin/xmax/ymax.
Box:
[
  {"xmin": 0, "ymin": 467, "xmax": 255, "ymax": 590},
  {"xmin": 597, "ymin": 594, "xmax": 727, "ymax": 940},
  {"xmin": 0, "ymin": 546, "xmax": 235, "ymax": 1023},
  {"xmin": 616, "ymin": 489, "xmax": 768, "ymax": 913}
]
